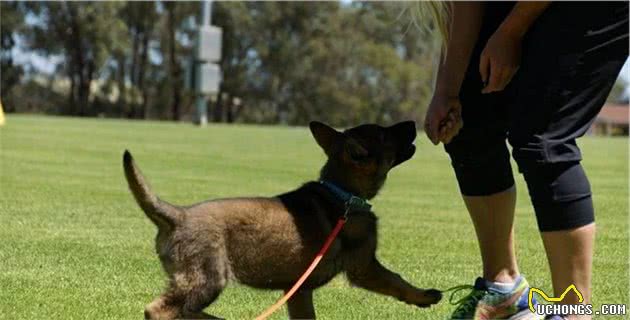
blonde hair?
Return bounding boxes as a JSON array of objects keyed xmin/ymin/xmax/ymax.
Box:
[{"xmin": 411, "ymin": 1, "xmax": 452, "ymax": 49}]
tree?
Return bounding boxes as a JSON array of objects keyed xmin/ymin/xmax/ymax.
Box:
[
  {"xmin": 23, "ymin": 2, "xmax": 126, "ymax": 115},
  {"xmin": 209, "ymin": 1, "xmax": 439, "ymax": 126},
  {"xmin": 1, "ymin": 1, "xmax": 25, "ymax": 104},
  {"xmin": 158, "ymin": 1, "xmax": 198, "ymax": 121},
  {"xmin": 7, "ymin": 1, "xmax": 442, "ymax": 125},
  {"xmin": 211, "ymin": 2, "xmax": 254, "ymax": 122},
  {"xmin": 118, "ymin": 1, "xmax": 158, "ymax": 118}
]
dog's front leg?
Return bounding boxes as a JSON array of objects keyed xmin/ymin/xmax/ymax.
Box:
[
  {"xmin": 346, "ymin": 257, "xmax": 442, "ymax": 308},
  {"xmin": 286, "ymin": 289, "xmax": 316, "ymax": 319}
]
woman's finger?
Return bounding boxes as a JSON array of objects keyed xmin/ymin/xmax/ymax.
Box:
[
  {"xmin": 479, "ymin": 53, "xmax": 490, "ymax": 84},
  {"xmin": 442, "ymin": 121, "xmax": 461, "ymax": 144},
  {"xmin": 445, "ymin": 110, "xmax": 457, "ymax": 126},
  {"xmin": 425, "ymin": 115, "xmax": 440, "ymax": 145},
  {"xmin": 444, "ymin": 112, "xmax": 464, "ymax": 143},
  {"xmin": 442, "ymin": 117, "xmax": 454, "ymax": 132},
  {"xmin": 482, "ymin": 62, "xmax": 503, "ymax": 93},
  {"xmin": 438, "ymin": 122, "xmax": 450, "ymax": 142},
  {"xmin": 443, "ymin": 132, "xmax": 455, "ymax": 144}
]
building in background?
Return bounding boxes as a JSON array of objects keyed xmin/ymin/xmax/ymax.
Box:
[{"xmin": 590, "ymin": 103, "xmax": 629, "ymax": 136}]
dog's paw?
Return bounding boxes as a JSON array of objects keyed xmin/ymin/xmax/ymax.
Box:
[{"xmin": 410, "ymin": 288, "xmax": 442, "ymax": 308}]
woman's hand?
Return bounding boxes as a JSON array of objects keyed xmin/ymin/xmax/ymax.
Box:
[
  {"xmin": 424, "ymin": 95, "xmax": 463, "ymax": 145},
  {"xmin": 479, "ymin": 29, "xmax": 523, "ymax": 94},
  {"xmin": 424, "ymin": 2, "xmax": 482, "ymax": 146}
]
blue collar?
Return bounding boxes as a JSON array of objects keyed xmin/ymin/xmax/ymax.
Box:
[{"xmin": 319, "ymin": 180, "xmax": 372, "ymax": 212}]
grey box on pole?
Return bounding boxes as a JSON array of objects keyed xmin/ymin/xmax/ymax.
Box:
[
  {"xmin": 196, "ymin": 63, "xmax": 222, "ymax": 95},
  {"xmin": 196, "ymin": 26, "xmax": 222, "ymax": 62},
  {"xmin": 193, "ymin": 0, "xmax": 220, "ymax": 126}
]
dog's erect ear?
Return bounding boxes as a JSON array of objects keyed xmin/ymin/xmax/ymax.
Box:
[
  {"xmin": 344, "ymin": 137, "xmax": 369, "ymax": 164},
  {"xmin": 389, "ymin": 121, "xmax": 417, "ymax": 144},
  {"xmin": 310, "ymin": 121, "xmax": 340, "ymax": 154},
  {"xmin": 389, "ymin": 121, "xmax": 417, "ymax": 167}
]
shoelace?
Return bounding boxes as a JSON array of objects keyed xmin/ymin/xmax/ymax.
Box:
[{"xmin": 442, "ymin": 285, "xmax": 487, "ymax": 317}]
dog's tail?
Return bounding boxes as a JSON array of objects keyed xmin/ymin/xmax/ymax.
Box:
[{"xmin": 123, "ymin": 150, "xmax": 181, "ymax": 228}]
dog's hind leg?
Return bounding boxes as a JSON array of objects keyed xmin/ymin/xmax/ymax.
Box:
[
  {"xmin": 144, "ymin": 293, "xmax": 180, "ymax": 320},
  {"xmin": 180, "ymin": 268, "xmax": 228, "ymax": 319},
  {"xmin": 145, "ymin": 266, "xmax": 227, "ymax": 320},
  {"xmin": 144, "ymin": 284, "xmax": 225, "ymax": 320},
  {"xmin": 286, "ymin": 289, "xmax": 316, "ymax": 319}
]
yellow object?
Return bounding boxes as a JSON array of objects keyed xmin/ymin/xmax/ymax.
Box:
[
  {"xmin": 0, "ymin": 100, "xmax": 5, "ymax": 126},
  {"xmin": 528, "ymin": 284, "xmax": 584, "ymax": 313}
]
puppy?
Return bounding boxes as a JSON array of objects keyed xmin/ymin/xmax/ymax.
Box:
[{"xmin": 123, "ymin": 121, "xmax": 441, "ymax": 319}]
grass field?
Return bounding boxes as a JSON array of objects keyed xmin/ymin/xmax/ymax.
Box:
[{"xmin": 1, "ymin": 114, "xmax": 628, "ymax": 319}]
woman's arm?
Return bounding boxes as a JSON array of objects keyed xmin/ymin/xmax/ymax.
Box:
[
  {"xmin": 433, "ymin": 2, "xmax": 484, "ymax": 98},
  {"xmin": 426, "ymin": 2, "xmax": 484, "ymax": 145},
  {"xmin": 497, "ymin": 2, "xmax": 551, "ymax": 38},
  {"xmin": 480, "ymin": 2, "xmax": 551, "ymax": 93}
]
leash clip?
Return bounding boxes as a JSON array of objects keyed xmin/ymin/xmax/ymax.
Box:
[
  {"xmin": 342, "ymin": 207, "xmax": 350, "ymax": 220},
  {"xmin": 344, "ymin": 195, "xmax": 372, "ymax": 215}
]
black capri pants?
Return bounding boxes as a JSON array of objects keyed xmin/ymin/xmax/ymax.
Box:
[{"xmin": 445, "ymin": 2, "xmax": 628, "ymax": 231}]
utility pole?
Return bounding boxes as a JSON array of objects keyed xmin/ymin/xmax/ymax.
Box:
[{"xmin": 189, "ymin": 0, "xmax": 222, "ymax": 126}]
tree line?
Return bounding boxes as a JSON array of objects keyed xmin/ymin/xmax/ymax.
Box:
[{"xmin": 2, "ymin": 1, "xmax": 442, "ymax": 126}]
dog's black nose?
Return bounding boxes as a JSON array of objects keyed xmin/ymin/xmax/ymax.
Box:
[{"xmin": 390, "ymin": 121, "xmax": 417, "ymax": 143}]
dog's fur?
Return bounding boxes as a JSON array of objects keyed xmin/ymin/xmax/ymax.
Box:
[{"xmin": 123, "ymin": 121, "xmax": 441, "ymax": 319}]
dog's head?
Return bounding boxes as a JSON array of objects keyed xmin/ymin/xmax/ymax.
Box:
[{"xmin": 310, "ymin": 121, "xmax": 417, "ymax": 199}]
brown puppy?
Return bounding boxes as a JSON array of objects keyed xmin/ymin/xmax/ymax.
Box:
[{"xmin": 123, "ymin": 121, "xmax": 442, "ymax": 319}]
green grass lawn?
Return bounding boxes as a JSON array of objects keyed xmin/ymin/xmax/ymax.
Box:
[{"xmin": 1, "ymin": 115, "xmax": 627, "ymax": 319}]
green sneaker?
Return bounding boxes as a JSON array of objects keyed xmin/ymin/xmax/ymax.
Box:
[
  {"xmin": 448, "ymin": 276, "xmax": 540, "ymax": 320},
  {"xmin": 448, "ymin": 278, "xmax": 487, "ymax": 319}
]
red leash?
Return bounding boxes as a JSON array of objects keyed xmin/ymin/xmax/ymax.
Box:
[{"xmin": 254, "ymin": 217, "xmax": 347, "ymax": 320}]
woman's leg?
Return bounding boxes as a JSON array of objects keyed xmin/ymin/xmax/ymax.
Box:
[
  {"xmin": 446, "ymin": 119, "xmax": 535, "ymax": 319},
  {"xmin": 444, "ymin": 3, "xmax": 521, "ymax": 285},
  {"xmin": 518, "ymin": 161, "xmax": 597, "ymax": 320},
  {"xmin": 518, "ymin": 161, "xmax": 598, "ymax": 320},
  {"xmin": 463, "ymin": 186, "xmax": 519, "ymax": 283},
  {"xmin": 446, "ymin": 87, "xmax": 519, "ymax": 287},
  {"xmin": 542, "ymin": 223, "xmax": 595, "ymax": 307},
  {"xmin": 440, "ymin": 3, "xmax": 537, "ymax": 319},
  {"xmin": 507, "ymin": 3, "xmax": 628, "ymax": 319},
  {"xmin": 543, "ymin": 226, "xmax": 595, "ymax": 320},
  {"xmin": 445, "ymin": 25, "xmax": 536, "ymax": 319},
  {"xmin": 445, "ymin": 61, "xmax": 532, "ymax": 316}
]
